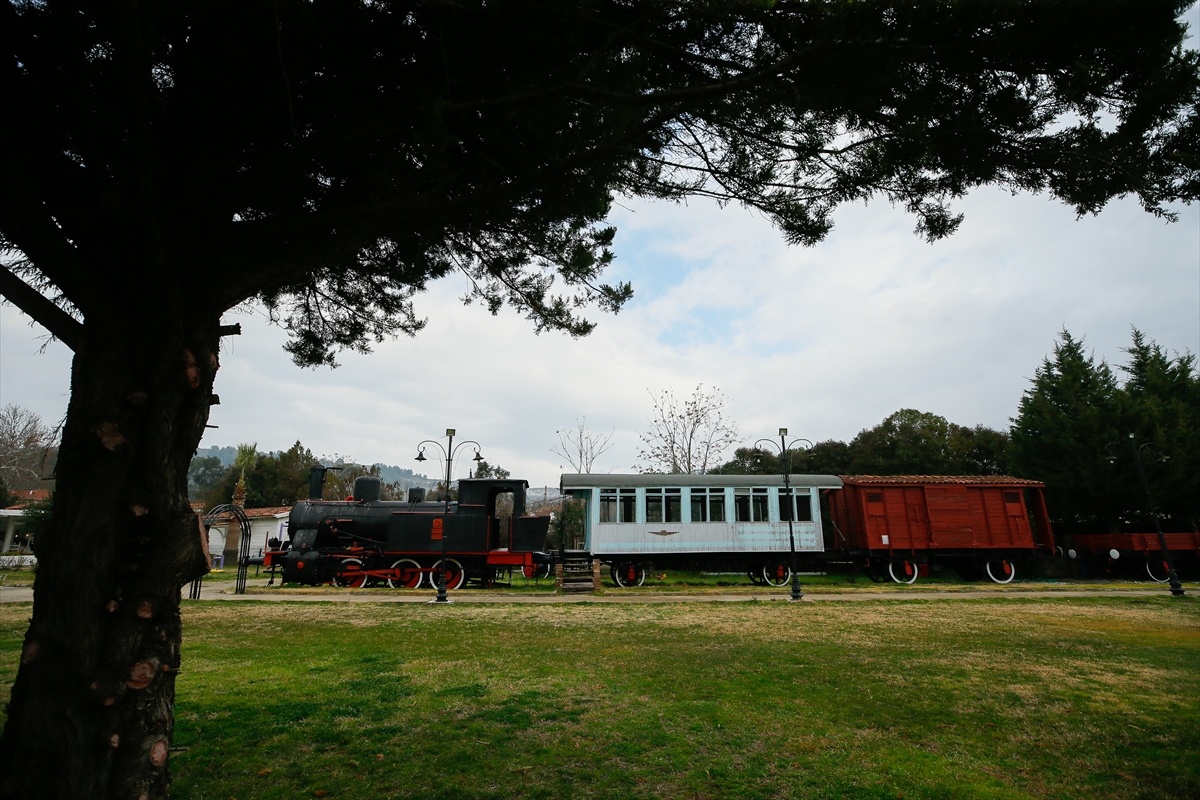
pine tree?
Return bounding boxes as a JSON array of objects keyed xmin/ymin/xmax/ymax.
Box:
[
  {"xmin": 1117, "ymin": 330, "xmax": 1200, "ymax": 531},
  {"xmin": 1010, "ymin": 331, "xmax": 1123, "ymax": 535}
]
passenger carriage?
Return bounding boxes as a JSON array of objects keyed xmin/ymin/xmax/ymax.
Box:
[{"xmin": 559, "ymin": 473, "xmax": 843, "ymax": 587}]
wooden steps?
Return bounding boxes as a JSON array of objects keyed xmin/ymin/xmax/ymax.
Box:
[{"xmin": 556, "ymin": 553, "xmax": 601, "ymax": 593}]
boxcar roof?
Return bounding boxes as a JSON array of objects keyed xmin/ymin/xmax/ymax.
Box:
[
  {"xmin": 840, "ymin": 475, "xmax": 1045, "ymax": 487},
  {"xmin": 560, "ymin": 474, "xmax": 843, "ymax": 489}
]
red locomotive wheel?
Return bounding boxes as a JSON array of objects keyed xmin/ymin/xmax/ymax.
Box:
[
  {"xmin": 984, "ymin": 558, "xmax": 1016, "ymax": 584},
  {"xmin": 335, "ymin": 558, "xmax": 369, "ymax": 589},
  {"xmin": 888, "ymin": 559, "xmax": 919, "ymax": 585},
  {"xmin": 387, "ymin": 558, "xmax": 424, "ymax": 589},
  {"xmin": 762, "ymin": 562, "xmax": 792, "ymax": 587},
  {"xmin": 430, "ymin": 558, "xmax": 466, "ymax": 591}
]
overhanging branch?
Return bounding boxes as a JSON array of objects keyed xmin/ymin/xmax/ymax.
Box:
[{"xmin": 0, "ymin": 265, "xmax": 82, "ymax": 351}]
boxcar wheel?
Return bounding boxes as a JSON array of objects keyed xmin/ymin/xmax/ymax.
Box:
[
  {"xmin": 612, "ymin": 562, "xmax": 645, "ymax": 588},
  {"xmin": 334, "ymin": 558, "xmax": 369, "ymax": 589},
  {"xmin": 762, "ymin": 562, "xmax": 792, "ymax": 587},
  {"xmin": 387, "ymin": 558, "xmax": 424, "ymax": 588},
  {"xmin": 888, "ymin": 559, "xmax": 919, "ymax": 585},
  {"xmin": 431, "ymin": 558, "xmax": 466, "ymax": 590},
  {"xmin": 1145, "ymin": 558, "xmax": 1171, "ymax": 583},
  {"xmin": 984, "ymin": 558, "xmax": 1016, "ymax": 584}
]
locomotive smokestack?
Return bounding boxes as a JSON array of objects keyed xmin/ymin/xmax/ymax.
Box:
[{"xmin": 308, "ymin": 466, "xmax": 328, "ymax": 501}]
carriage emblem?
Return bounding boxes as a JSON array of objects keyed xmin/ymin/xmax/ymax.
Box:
[{"xmin": 649, "ymin": 530, "xmax": 677, "ymax": 536}]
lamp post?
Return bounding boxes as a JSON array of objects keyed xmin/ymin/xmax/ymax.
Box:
[
  {"xmin": 1104, "ymin": 434, "xmax": 1184, "ymax": 597},
  {"xmin": 415, "ymin": 429, "xmax": 483, "ymax": 603},
  {"xmin": 754, "ymin": 429, "xmax": 813, "ymax": 602}
]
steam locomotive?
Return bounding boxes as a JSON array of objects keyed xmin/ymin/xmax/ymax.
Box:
[{"xmin": 265, "ymin": 466, "xmax": 552, "ymax": 589}]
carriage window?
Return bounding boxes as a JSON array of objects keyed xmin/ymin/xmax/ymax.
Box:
[
  {"xmin": 693, "ymin": 488, "xmax": 726, "ymax": 522},
  {"xmin": 1003, "ymin": 491, "xmax": 1020, "ymax": 505},
  {"xmin": 665, "ymin": 488, "xmax": 682, "ymax": 523},
  {"xmin": 646, "ymin": 489, "xmax": 664, "ymax": 523},
  {"xmin": 752, "ymin": 488, "xmax": 770, "ymax": 522},
  {"xmin": 779, "ymin": 490, "xmax": 813, "ymax": 522},
  {"xmin": 619, "ymin": 489, "xmax": 636, "ymax": 523},
  {"xmin": 599, "ymin": 490, "xmax": 616, "ymax": 523},
  {"xmin": 734, "ymin": 488, "xmax": 751, "ymax": 522},
  {"xmin": 709, "ymin": 490, "xmax": 726, "ymax": 522}
]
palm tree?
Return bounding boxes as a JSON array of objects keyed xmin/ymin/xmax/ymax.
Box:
[{"xmin": 231, "ymin": 443, "xmax": 258, "ymax": 508}]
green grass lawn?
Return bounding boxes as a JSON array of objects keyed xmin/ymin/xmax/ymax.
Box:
[{"xmin": 3, "ymin": 598, "xmax": 1196, "ymax": 799}]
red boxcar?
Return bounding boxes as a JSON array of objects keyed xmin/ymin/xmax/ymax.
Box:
[
  {"xmin": 827, "ymin": 475, "xmax": 1055, "ymax": 584},
  {"xmin": 1068, "ymin": 532, "xmax": 1200, "ymax": 582}
]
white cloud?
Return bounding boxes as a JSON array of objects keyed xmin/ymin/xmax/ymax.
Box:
[{"xmin": 2, "ymin": 187, "xmax": 1197, "ymax": 488}]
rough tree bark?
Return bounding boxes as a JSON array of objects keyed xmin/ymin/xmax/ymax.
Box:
[{"xmin": 0, "ymin": 306, "xmax": 216, "ymax": 798}]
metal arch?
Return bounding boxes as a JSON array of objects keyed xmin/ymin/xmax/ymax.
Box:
[{"xmin": 203, "ymin": 504, "xmax": 254, "ymax": 595}]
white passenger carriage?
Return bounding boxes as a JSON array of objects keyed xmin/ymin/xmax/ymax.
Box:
[{"xmin": 559, "ymin": 473, "xmax": 843, "ymax": 586}]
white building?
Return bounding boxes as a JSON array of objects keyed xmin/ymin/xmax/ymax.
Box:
[{"xmin": 205, "ymin": 507, "xmax": 290, "ymax": 568}]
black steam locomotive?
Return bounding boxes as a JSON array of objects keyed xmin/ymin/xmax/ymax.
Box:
[{"xmin": 265, "ymin": 466, "xmax": 552, "ymax": 589}]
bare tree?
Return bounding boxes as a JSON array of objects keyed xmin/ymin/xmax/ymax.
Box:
[
  {"xmin": 636, "ymin": 386, "xmax": 741, "ymax": 474},
  {"xmin": 552, "ymin": 417, "xmax": 615, "ymax": 473},
  {"xmin": 0, "ymin": 404, "xmax": 57, "ymax": 491}
]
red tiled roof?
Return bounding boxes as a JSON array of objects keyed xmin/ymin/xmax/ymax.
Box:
[
  {"xmin": 208, "ymin": 506, "xmax": 292, "ymax": 522},
  {"xmin": 5, "ymin": 489, "xmax": 51, "ymax": 509},
  {"xmin": 840, "ymin": 475, "xmax": 1045, "ymax": 487}
]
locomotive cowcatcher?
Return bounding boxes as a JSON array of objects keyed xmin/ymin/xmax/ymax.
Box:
[{"xmin": 264, "ymin": 466, "xmax": 552, "ymax": 589}]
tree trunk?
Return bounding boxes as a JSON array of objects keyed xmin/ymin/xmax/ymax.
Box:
[{"xmin": 0, "ymin": 309, "xmax": 218, "ymax": 799}]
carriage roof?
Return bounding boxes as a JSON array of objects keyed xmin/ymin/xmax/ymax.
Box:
[{"xmin": 559, "ymin": 474, "xmax": 843, "ymax": 490}]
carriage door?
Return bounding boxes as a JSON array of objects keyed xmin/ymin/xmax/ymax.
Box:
[{"xmin": 925, "ymin": 486, "xmax": 974, "ymax": 547}]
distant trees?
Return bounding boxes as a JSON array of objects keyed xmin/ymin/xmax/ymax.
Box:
[
  {"xmin": 713, "ymin": 410, "xmax": 1009, "ymax": 477},
  {"xmin": 552, "ymin": 418, "xmax": 615, "ymax": 473},
  {"xmin": 472, "ymin": 460, "xmax": 512, "ymax": 480},
  {"xmin": 849, "ymin": 410, "xmax": 1011, "ymax": 476},
  {"xmin": 1010, "ymin": 330, "xmax": 1199, "ymax": 535},
  {"xmin": 637, "ymin": 385, "xmax": 740, "ymax": 474},
  {"xmin": 186, "ymin": 457, "xmax": 226, "ymax": 502},
  {"xmin": 0, "ymin": 405, "xmax": 57, "ymax": 491},
  {"xmin": 202, "ymin": 441, "xmax": 320, "ymax": 508},
  {"xmin": 322, "ymin": 462, "xmax": 408, "ymax": 502}
]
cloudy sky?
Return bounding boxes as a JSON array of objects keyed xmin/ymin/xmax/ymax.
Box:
[
  {"xmin": 3, "ymin": 11, "xmax": 1198, "ymax": 489},
  {"xmin": 2, "ymin": 184, "xmax": 1195, "ymax": 488}
]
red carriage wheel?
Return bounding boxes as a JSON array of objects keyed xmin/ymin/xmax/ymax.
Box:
[
  {"xmin": 612, "ymin": 561, "xmax": 645, "ymax": 588},
  {"xmin": 888, "ymin": 559, "xmax": 918, "ymax": 585},
  {"xmin": 984, "ymin": 558, "xmax": 1016, "ymax": 584},
  {"xmin": 1145, "ymin": 558, "xmax": 1171, "ymax": 583},
  {"xmin": 762, "ymin": 562, "xmax": 792, "ymax": 587}
]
